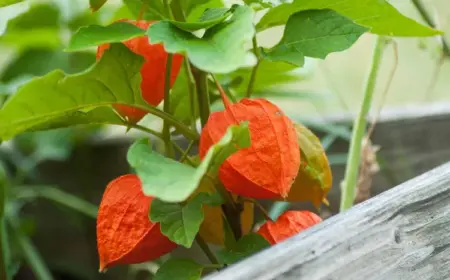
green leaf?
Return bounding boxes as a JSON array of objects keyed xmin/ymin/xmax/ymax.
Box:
[
  {"xmin": 256, "ymin": 0, "xmax": 441, "ymax": 37},
  {"xmin": 127, "ymin": 122, "xmax": 250, "ymax": 202},
  {"xmin": 217, "ymin": 233, "xmax": 270, "ymax": 264},
  {"xmin": 154, "ymin": 259, "xmax": 203, "ymax": 280},
  {"xmin": 186, "ymin": 0, "xmax": 225, "ymax": 22},
  {"xmin": 170, "ymin": 64, "xmax": 198, "ymax": 126},
  {"xmin": 0, "ymin": 43, "xmax": 158, "ymax": 141},
  {"xmin": 28, "ymin": 107, "xmax": 124, "ymax": 132},
  {"xmin": 123, "ymin": 0, "xmax": 167, "ymax": 20},
  {"xmin": 0, "ymin": 0, "xmax": 23, "ymax": 8},
  {"xmin": 89, "ymin": 0, "xmax": 108, "ymax": 12},
  {"xmin": 170, "ymin": 7, "xmax": 231, "ymax": 32},
  {"xmin": 148, "ymin": 5, "xmax": 256, "ymax": 73},
  {"xmin": 265, "ymin": 9, "xmax": 368, "ymax": 66},
  {"xmin": 66, "ymin": 22, "xmax": 146, "ymax": 52},
  {"xmin": 150, "ymin": 192, "xmax": 220, "ymax": 247}
]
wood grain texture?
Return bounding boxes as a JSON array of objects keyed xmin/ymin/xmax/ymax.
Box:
[{"xmin": 205, "ymin": 162, "xmax": 450, "ymax": 280}]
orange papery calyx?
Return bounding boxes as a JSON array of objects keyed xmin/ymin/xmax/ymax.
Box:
[
  {"xmin": 96, "ymin": 19, "xmax": 184, "ymax": 123},
  {"xmin": 257, "ymin": 210, "xmax": 322, "ymax": 245},
  {"xmin": 96, "ymin": 174, "xmax": 177, "ymax": 271},
  {"xmin": 199, "ymin": 82, "xmax": 300, "ymax": 199}
]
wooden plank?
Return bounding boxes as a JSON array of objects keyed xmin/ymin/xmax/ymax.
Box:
[{"xmin": 205, "ymin": 162, "xmax": 450, "ymax": 280}]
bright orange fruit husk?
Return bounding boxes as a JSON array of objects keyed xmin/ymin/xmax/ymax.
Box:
[
  {"xmin": 96, "ymin": 174, "xmax": 177, "ymax": 271},
  {"xmin": 96, "ymin": 19, "xmax": 184, "ymax": 123},
  {"xmin": 199, "ymin": 93, "xmax": 300, "ymax": 199},
  {"xmin": 257, "ymin": 210, "xmax": 322, "ymax": 245}
]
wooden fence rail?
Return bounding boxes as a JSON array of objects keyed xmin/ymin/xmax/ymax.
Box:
[{"xmin": 205, "ymin": 162, "xmax": 450, "ymax": 280}]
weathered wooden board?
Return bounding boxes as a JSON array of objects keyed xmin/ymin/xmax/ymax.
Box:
[{"xmin": 205, "ymin": 162, "xmax": 450, "ymax": 280}]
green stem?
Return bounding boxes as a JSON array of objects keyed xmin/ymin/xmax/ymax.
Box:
[
  {"xmin": 193, "ymin": 69, "xmax": 210, "ymax": 127},
  {"xmin": 179, "ymin": 140, "xmax": 195, "ymax": 163},
  {"xmin": 163, "ymin": 0, "xmax": 174, "ymax": 20},
  {"xmin": 184, "ymin": 60, "xmax": 198, "ymax": 130},
  {"xmin": 214, "ymin": 182, "xmax": 242, "ymax": 240},
  {"xmin": 340, "ymin": 37, "xmax": 386, "ymax": 212},
  {"xmin": 7, "ymin": 216, "xmax": 53, "ymax": 280},
  {"xmin": 13, "ymin": 186, "xmax": 98, "ymax": 219},
  {"xmin": 135, "ymin": 105, "xmax": 199, "ymax": 141},
  {"xmin": 242, "ymin": 198, "xmax": 272, "ymax": 222},
  {"xmin": 411, "ymin": 0, "xmax": 450, "ymax": 56},
  {"xmin": 195, "ymin": 235, "xmax": 220, "ymax": 266},
  {"xmin": 163, "ymin": 54, "xmax": 175, "ymax": 158},
  {"xmin": 172, "ymin": 144, "xmax": 196, "ymax": 166},
  {"xmin": 246, "ymin": 36, "xmax": 261, "ymax": 98},
  {"xmin": 129, "ymin": 123, "xmax": 163, "ymax": 139},
  {"xmin": 0, "ymin": 170, "xmax": 7, "ymax": 280},
  {"xmin": 170, "ymin": 0, "xmax": 186, "ymax": 22}
]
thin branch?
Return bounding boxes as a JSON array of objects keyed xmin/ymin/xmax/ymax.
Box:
[
  {"xmin": 195, "ymin": 235, "xmax": 220, "ymax": 266},
  {"xmin": 163, "ymin": 54, "xmax": 175, "ymax": 158},
  {"xmin": 246, "ymin": 36, "xmax": 262, "ymax": 98}
]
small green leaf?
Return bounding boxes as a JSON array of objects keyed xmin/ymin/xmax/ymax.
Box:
[
  {"xmin": 150, "ymin": 193, "xmax": 219, "ymax": 247},
  {"xmin": 0, "ymin": 44, "xmax": 162, "ymax": 141},
  {"xmin": 256, "ymin": 0, "xmax": 441, "ymax": 37},
  {"xmin": 148, "ymin": 5, "xmax": 256, "ymax": 73},
  {"xmin": 171, "ymin": 7, "xmax": 231, "ymax": 32},
  {"xmin": 89, "ymin": 0, "xmax": 108, "ymax": 11},
  {"xmin": 217, "ymin": 233, "xmax": 270, "ymax": 264},
  {"xmin": 186, "ymin": 0, "xmax": 225, "ymax": 22},
  {"xmin": 265, "ymin": 9, "xmax": 368, "ymax": 66},
  {"xmin": 66, "ymin": 22, "xmax": 146, "ymax": 52},
  {"xmin": 154, "ymin": 259, "xmax": 203, "ymax": 280},
  {"xmin": 128, "ymin": 123, "xmax": 250, "ymax": 202},
  {"xmin": 0, "ymin": 0, "xmax": 23, "ymax": 8}
]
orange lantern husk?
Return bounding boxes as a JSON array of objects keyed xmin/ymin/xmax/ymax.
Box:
[
  {"xmin": 96, "ymin": 174, "xmax": 176, "ymax": 271},
  {"xmin": 257, "ymin": 210, "xmax": 322, "ymax": 245},
  {"xmin": 96, "ymin": 19, "xmax": 183, "ymax": 123},
  {"xmin": 199, "ymin": 89, "xmax": 300, "ymax": 199}
]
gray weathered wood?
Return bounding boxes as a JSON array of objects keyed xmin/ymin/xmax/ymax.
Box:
[{"xmin": 205, "ymin": 162, "xmax": 450, "ymax": 280}]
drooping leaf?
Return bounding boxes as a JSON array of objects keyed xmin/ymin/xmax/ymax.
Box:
[
  {"xmin": 216, "ymin": 233, "xmax": 270, "ymax": 264},
  {"xmin": 148, "ymin": 5, "xmax": 256, "ymax": 73},
  {"xmin": 150, "ymin": 192, "xmax": 222, "ymax": 247},
  {"xmin": 127, "ymin": 123, "xmax": 250, "ymax": 202},
  {"xmin": 154, "ymin": 259, "xmax": 203, "ymax": 280},
  {"xmin": 192, "ymin": 177, "xmax": 254, "ymax": 246},
  {"xmin": 66, "ymin": 22, "xmax": 146, "ymax": 51},
  {"xmin": 265, "ymin": 9, "xmax": 368, "ymax": 66},
  {"xmin": 170, "ymin": 7, "xmax": 231, "ymax": 32},
  {"xmin": 89, "ymin": 0, "xmax": 108, "ymax": 12},
  {"xmin": 256, "ymin": 0, "xmax": 441, "ymax": 36},
  {"xmin": 0, "ymin": 44, "xmax": 162, "ymax": 141},
  {"xmin": 0, "ymin": 0, "xmax": 23, "ymax": 8},
  {"xmin": 281, "ymin": 122, "xmax": 333, "ymax": 208}
]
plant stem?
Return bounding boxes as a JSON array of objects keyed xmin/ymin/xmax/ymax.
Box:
[
  {"xmin": 7, "ymin": 216, "xmax": 53, "ymax": 280},
  {"xmin": 242, "ymin": 198, "xmax": 272, "ymax": 222},
  {"xmin": 184, "ymin": 60, "xmax": 198, "ymax": 130},
  {"xmin": 411, "ymin": 0, "xmax": 450, "ymax": 56},
  {"xmin": 193, "ymin": 69, "xmax": 210, "ymax": 127},
  {"xmin": 246, "ymin": 36, "xmax": 261, "ymax": 98},
  {"xmin": 0, "ymin": 170, "xmax": 7, "ymax": 280},
  {"xmin": 163, "ymin": 54, "xmax": 175, "ymax": 158},
  {"xmin": 129, "ymin": 123, "xmax": 163, "ymax": 139},
  {"xmin": 179, "ymin": 140, "xmax": 195, "ymax": 163},
  {"xmin": 340, "ymin": 36, "xmax": 386, "ymax": 212},
  {"xmin": 172, "ymin": 144, "xmax": 196, "ymax": 166},
  {"xmin": 214, "ymin": 182, "xmax": 242, "ymax": 240},
  {"xmin": 195, "ymin": 235, "xmax": 220, "ymax": 266},
  {"xmin": 163, "ymin": 0, "xmax": 174, "ymax": 20}
]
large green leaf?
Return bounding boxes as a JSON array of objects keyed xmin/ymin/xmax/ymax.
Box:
[
  {"xmin": 150, "ymin": 192, "xmax": 222, "ymax": 247},
  {"xmin": 265, "ymin": 9, "xmax": 368, "ymax": 66},
  {"xmin": 0, "ymin": 0, "xmax": 23, "ymax": 7},
  {"xmin": 217, "ymin": 233, "xmax": 270, "ymax": 264},
  {"xmin": 0, "ymin": 44, "xmax": 163, "ymax": 141},
  {"xmin": 154, "ymin": 259, "xmax": 203, "ymax": 280},
  {"xmin": 127, "ymin": 122, "xmax": 250, "ymax": 202},
  {"xmin": 66, "ymin": 22, "xmax": 146, "ymax": 51},
  {"xmin": 256, "ymin": 0, "xmax": 441, "ymax": 37},
  {"xmin": 148, "ymin": 5, "xmax": 256, "ymax": 73},
  {"xmin": 170, "ymin": 7, "xmax": 231, "ymax": 32}
]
